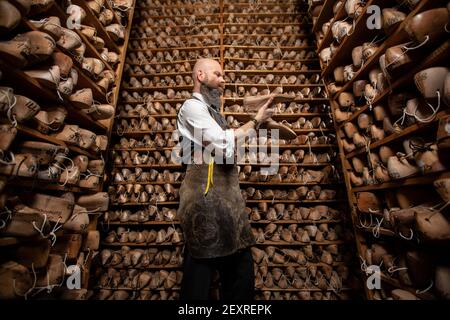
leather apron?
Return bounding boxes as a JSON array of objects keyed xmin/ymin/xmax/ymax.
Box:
[{"xmin": 177, "ymin": 97, "xmax": 255, "ymax": 259}]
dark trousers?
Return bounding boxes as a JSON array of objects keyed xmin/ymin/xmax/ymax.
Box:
[{"xmin": 180, "ymin": 247, "xmax": 255, "ymax": 300}]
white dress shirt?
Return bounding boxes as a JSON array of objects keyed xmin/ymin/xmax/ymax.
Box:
[{"xmin": 177, "ymin": 92, "xmax": 235, "ymax": 164}]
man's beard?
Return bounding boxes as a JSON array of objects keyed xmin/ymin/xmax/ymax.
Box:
[{"xmin": 200, "ymin": 81, "xmax": 222, "ymax": 111}]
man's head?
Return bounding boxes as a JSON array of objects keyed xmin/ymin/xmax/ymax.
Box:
[{"xmin": 192, "ymin": 58, "xmax": 225, "ymax": 109}]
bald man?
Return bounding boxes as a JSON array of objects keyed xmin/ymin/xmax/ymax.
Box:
[{"xmin": 176, "ymin": 59, "xmax": 273, "ymax": 300}]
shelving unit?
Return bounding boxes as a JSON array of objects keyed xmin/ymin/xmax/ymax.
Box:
[
  {"xmin": 313, "ymin": 0, "xmax": 450, "ymax": 300},
  {"xmin": 0, "ymin": 0, "xmax": 136, "ymax": 300}
]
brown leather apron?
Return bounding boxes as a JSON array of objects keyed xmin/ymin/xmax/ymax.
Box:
[{"xmin": 177, "ymin": 97, "xmax": 255, "ymax": 259}]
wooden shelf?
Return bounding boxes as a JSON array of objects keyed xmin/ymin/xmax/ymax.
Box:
[
  {"xmin": 6, "ymin": 177, "xmax": 101, "ymax": 194},
  {"xmin": 104, "ymin": 221, "xmax": 180, "ymax": 226},
  {"xmin": 223, "ymin": 45, "xmax": 315, "ymax": 51},
  {"xmin": 345, "ymin": 111, "xmax": 448, "ymax": 159},
  {"xmin": 123, "ymin": 83, "xmax": 323, "ymax": 91},
  {"xmin": 97, "ymin": 264, "xmax": 183, "ymax": 270},
  {"xmin": 71, "ymin": 0, "xmax": 121, "ymax": 53},
  {"xmin": 224, "ymin": 23, "xmax": 311, "ymax": 28},
  {"xmin": 380, "ymin": 273, "xmax": 435, "ymax": 300},
  {"xmin": 223, "ymin": 98, "xmax": 329, "ymax": 104},
  {"xmin": 330, "ymin": 0, "xmax": 436, "ymax": 99},
  {"xmin": 321, "ymin": 0, "xmax": 377, "ymax": 78},
  {"xmin": 224, "ymin": 57, "xmax": 319, "ymax": 64},
  {"xmin": 224, "ymin": 32, "xmax": 310, "ymax": 38},
  {"xmin": 112, "ymin": 147, "xmax": 174, "ymax": 152},
  {"xmin": 223, "ymin": 70, "xmax": 322, "ymax": 75},
  {"xmin": 224, "ymin": 12, "xmax": 308, "ymax": 18},
  {"xmin": 125, "ymin": 58, "xmax": 220, "ymax": 66},
  {"xmin": 266, "ymin": 262, "xmax": 346, "ymax": 268},
  {"xmin": 18, "ymin": 19, "xmax": 107, "ymax": 106},
  {"xmin": 119, "ymin": 98, "xmax": 329, "ymax": 106},
  {"xmin": 316, "ymin": 3, "xmax": 346, "ymax": 53},
  {"xmin": 118, "ymin": 114, "xmax": 179, "ymax": 119},
  {"xmin": 128, "ymin": 71, "xmax": 192, "ymax": 78},
  {"xmin": 107, "ymin": 1, "xmax": 137, "ymax": 137},
  {"xmin": 47, "ymin": 3, "xmax": 114, "ymax": 73},
  {"xmin": 111, "ymin": 181, "xmax": 182, "ymax": 186},
  {"xmin": 255, "ymin": 287, "xmax": 352, "ymax": 292},
  {"xmin": 337, "ymin": 40, "xmax": 450, "ymax": 129},
  {"xmin": 254, "ymin": 240, "xmax": 347, "ymax": 246},
  {"xmin": 122, "ymin": 85, "xmax": 194, "ymax": 91},
  {"xmin": 250, "ymin": 219, "xmax": 341, "ymax": 224},
  {"xmin": 351, "ymin": 171, "xmax": 450, "ymax": 193},
  {"xmin": 134, "ymin": 12, "xmax": 220, "ymax": 19},
  {"xmin": 101, "ymin": 242, "xmax": 184, "ymax": 247},
  {"xmin": 113, "ymin": 130, "xmax": 175, "ymax": 137},
  {"xmin": 312, "ymin": 0, "xmax": 335, "ymax": 34},
  {"xmin": 16, "ymin": 125, "xmax": 99, "ymax": 159},
  {"xmin": 110, "ymin": 202, "xmax": 180, "ymax": 206},
  {"xmin": 243, "ymin": 144, "xmax": 337, "ymax": 149},
  {"xmin": 114, "ymin": 128, "xmax": 332, "ymax": 136},
  {"xmin": 0, "ymin": 60, "xmax": 107, "ymax": 134},
  {"xmin": 113, "ymin": 164, "xmax": 183, "ymax": 169},
  {"xmin": 95, "ymin": 286, "xmax": 181, "ymax": 291},
  {"xmin": 237, "ymin": 163, "xmax": 335, "ymax": 167},
  {"xmin": 246, "ymin": 200, "xmax": 341, "ymax": 205},
  {"xmin": 223, "ymin": 111, "xmax": 330, "ymax": 119},
  {"xmin": 239, "ymin": 182, "xmax": 341, "ymax": 187}
]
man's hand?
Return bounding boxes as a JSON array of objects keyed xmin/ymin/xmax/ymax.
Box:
[{"xmin": 253, "ymin": 97, "xmax": 274, "ymax": 124}]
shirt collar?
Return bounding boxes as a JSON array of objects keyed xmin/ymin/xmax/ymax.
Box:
[
  {"xmin": 192, "ymin": 92, "xmax": 208, "ymax": 105},
  {"xmin": 192, "ymin": 92, "xmax": 220, "ymax": 112}
]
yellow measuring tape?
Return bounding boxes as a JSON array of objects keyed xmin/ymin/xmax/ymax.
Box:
[{"xmin": 204, "ymin": 158, "xmax": 214, "ymax": 196}]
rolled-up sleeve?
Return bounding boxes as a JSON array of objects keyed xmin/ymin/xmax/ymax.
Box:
[{"xmin": 178, "ymin": 100, "xmax": 235, "ymax": 159}]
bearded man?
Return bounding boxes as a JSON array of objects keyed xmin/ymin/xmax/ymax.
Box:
[{"xmin": 176, "ymin": 58, "xmax": 273, "ymax": 300}]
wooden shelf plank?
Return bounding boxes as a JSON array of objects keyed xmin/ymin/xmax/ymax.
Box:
[
  {"xmin": 6, "ymin": 177, "xmax": 101, "ymax": 194},
  {"xmin": 116, "ymin": 112, "xmax": 330, "ymax": 120},
  {"xmin": 255, "ymin": 287, "xmax": 352, "ymax": 292},
  {"xmin": 312, "ymin": 0, "xmax": 335, "ymax": 34},
  {"xmin": 125, "ymin": 57, "xmax": 318, "ymax": 67},
  {"xmin": 113, "ymin": 164, "xmax": 183, "ymax": 169},
  {"xmin": 97, "ymin": 264, "xmax": 183, "ymax": 270},
  {"xmin": 95, "ymin": 286, "xmax": 181, "ymax": 291},
  {"xmin": 249, "ymin": 219, "xmax": 342, "ymax": 224},
  {"xmin": 110, "ymin": 202, "xmax": 180, "ymax": 206},
  {"xmin": 117, "ymin": 98, "xmax": 329, "ymax": 106},
  {"xmin": 254, "ymin": 240, "xmax": 348, "ymax": 246},
  {"xmin": 224, "ymin": 57, "xmax": 319, "ymax": 63},
  {"xmin": 345, "ymin": 111, "xmax": 447, "ymax": 159},
  {"xmin": 223, "ymin": 112, "xmax": 331, "ymax": 119},
  {"xmin": 223, "ymin": 45, "xmax": 315, "ymax": 51},
  {"xmin": 104, "ymin": 221, "xmax": 180, "ymax": 226},
  {"xmin": 239, "ymin": 182, "xmax": 341, "ymax": 186},
  {"xmin": 128, "ymin": 70, "xmax": 322, "ymax": 78},
  {"xmin": 316, "ymin": 3, "xmax": 346, "ymax": 53},
  {"xmin": 17, "ymin": 125, "xmax": 99, "ymax": 159},
  {"xmin": 351, "ymin": 171, "xmax": 450, "ymax": 193},
  {"xmin": 131, "ymin": 33, "xmax": 310, "ymax": 42},
  {"xmin": 113, "ymin": 129, "xmax": 332, "ymax": 137},
  {"xmin": 111, "ymin": 181, "xmax": 182, "ymax": 186},
  {"xmin": 101, "ymin": 242, "xmax": 184, "ymax": 247}
]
